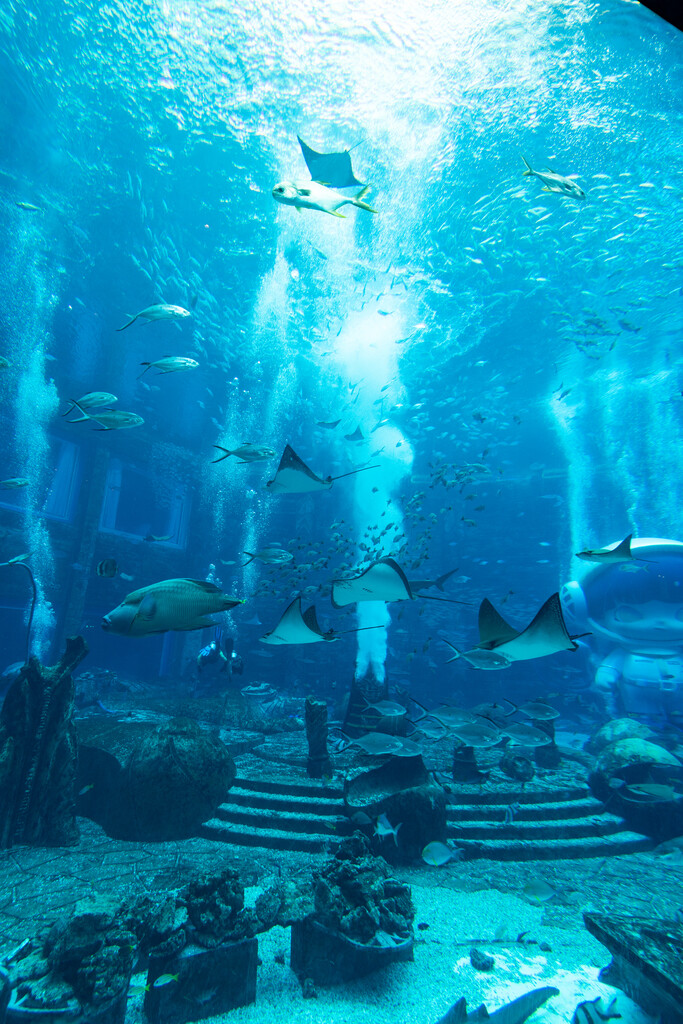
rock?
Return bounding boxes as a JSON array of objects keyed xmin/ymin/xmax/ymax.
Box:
[
  {"xmin": 585, "ymin": 718, "xmax": 655, "ymax": 755},
  {"xmin": 344, "ymin": 756, "xmax": 447, "ymax": 864},
  {"xmin": 182, "ymin": 868, "xmax": 254, "ymax": 948},
  {"xmin": 470, "ymin": 947, "xmax": 495, "ymax": 971},
  {"xmin": 499, "ymin": 751, "xmax": 535, "ymax": 782},
  {"xmin": 123, "ymin": 718, "xmax": 236, "ymax": 841},
  {"xmin": 302, "ymin": 977, "xmax": 317, "ymax": 999},
  {"xmin": 0, "ymin": 636, "xmax": 87, "ymax": 848},
  {"xmin": 590, "ymin": 738, "xmax": 683, "ymax": 841}
]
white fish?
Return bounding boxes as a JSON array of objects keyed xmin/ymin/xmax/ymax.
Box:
[
  {"xmin": 117, "ymin": 303, "xmax": 191, "ymax": 331},
  {"xmin": 138, "ymin": 356, "xmax": 199, "ymax": 377},
  {"xmin": 375, "ymin": 812, "xmax": 402, "ymax": 845},
  {"xmin": 522, "ymin": 156, "xmax": 586, "ymax": 200},
  {"xmin": 272, "ymin": 180, "xmax": 376, "ymax": 218}
]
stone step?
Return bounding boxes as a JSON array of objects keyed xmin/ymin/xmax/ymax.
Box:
[
  {"xmin": 445, "ymin": 785, "xmax": 590, "ymax": 805},
  {"xmin": 453, "ymin": 829, "xmax": 652, "ymax": 861},
  {"xmin": 199, "ymin": 817, "xmax": 339, "ymax": 853},
  {"xmin": 447, "ymin": 812, "xmax": 624, "ymax": 842},
  {"xmin": 447, "ymin": 797, "xmax": 605, "ymax": 822},
  {"xmin": 233, "ymin": 777, "xmax": 342, "ymax": 800},
  {"xmin": 215, "ymin": 803, "xmax": 343, "ymax": 837},
  {"xmin": 226, "ymin": 786, "xmax": 345, "ymax": 816}
]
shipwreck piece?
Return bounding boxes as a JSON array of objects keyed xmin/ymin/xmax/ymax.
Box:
[
  {"xmin": 290, "ymin": 832, "xmax": 414, "ymax": 986},
  {"xmin": 0, "ymin": 636, "xmax": 87, "ymax": 848},
  {"xmin": 304, "ymin": 695, "xmax": 332, "ymax": 779},
  {"xmin": 583, "ymin": 912, "xmax": 683, "ymax": 1024}
]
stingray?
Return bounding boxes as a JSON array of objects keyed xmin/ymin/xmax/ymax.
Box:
[
  {"xmin": 476, "ymin": 593, "xmax": 582, "ymax": 662},
  {"xmin": 575, "ymin": 532, "xmax": 655, "ymax": 564},
  {"xmin": 266, "ymin": 444, "xmax": 378, "ymax": 494},
  {"xmin": 317, "ymin": 419, "xmax": 341, "ymax": 429},
  {"xmin": 331, "ymin": 557, "xmax": 413, "ymax": 608},
  {"xmin": 260, "ymin": 598, "xmax": 336, "ymax": 645},
  {"xmin": 436, "ymin": 985, "xmax": 559, "ymax": 1024},
  {"xmin": 260, "ymin": 597, "xmax": 383, "ymax": 646},
  {"xmin": 298, "ymin": 135, "xmax": 364, "ymax": 188},
  {"xmin": 344, "ymin": 425, "xmax": 364, "ymax": 442}
]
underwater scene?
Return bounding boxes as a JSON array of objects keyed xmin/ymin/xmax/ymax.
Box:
[{"xmin": 1, "ymin": 0, "xmax": 683, "ymax": 1021}]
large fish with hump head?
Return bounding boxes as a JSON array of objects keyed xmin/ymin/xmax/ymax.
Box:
[{"xmin": 102, "ymin": 578, "xmax": 242, "ymax": 636}]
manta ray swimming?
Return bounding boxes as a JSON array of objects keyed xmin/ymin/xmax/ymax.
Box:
[
  {"xmin": 297, "ymin": 135, "xmax": 364, "ymax": 188},
  {"xmin": 442, "ymin": 593, "xmax": 585, "ymax": 669},
  {"xmin": 266, "ymin": 444, "xmax": 378, "ymax": 494}
]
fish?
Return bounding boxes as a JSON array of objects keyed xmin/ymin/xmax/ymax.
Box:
[
  {"xmin": 96, "ymin": 558, "xmax": 118, "ymax": 578},
  {"xmin": 361, "ymin": 699, "xmax": 407, "ymax": 718},
  {"xmin": 441, "ymin": 638, "xmax": 512, "ymax": 670},
  {"xmin": 0, "ymin": 356, "xmax": 11, "ymax": 369},
  {"xmin": 514, "ymin": 700, "xmax": 560, "ymax": 721},
  {"xmin": 15, "ymin": 200, "xmax": 40, "ymax": 211},
  {"xmin": 212, "ymin": 443, "xmax": 276, "ymax": 464},
  {"xmin": 409, "ymin": 568, "xmax": 460, "ymax": 592},
  {"xmin": 7, "ymin": 552, "xmax": 32, "ymax": 564},
  {"xmin": 622, "ymin": 782, "xmax": 678, "ymax": 802},
  {"xmin": 571, "ymin": 995, "xmax": 621, "ymax": 1023},
  {"xmin": 451, "ymin": 721, "xmax": 502, "ymax": 748},
  {"xmin": 522, "ymin": 155, "xmax": 586, "ymax": 199},
  {"xmin": 0, "ymin": 478, "xmax": 29, "ymax": 489},
  {"xmin": 272, "ymin": 179, "xmax": 376, "ymax": 218},
  {"xmin": 297, "ymin": 135, "xmax": 364, "ymax": 188},
  {"xmin": 375, "ymin": 812, "xmax": 402, "ymax": 845},
  {"xmin": 102, "ymin": 578, "xmax": 242, "ymax": 636},
  {"xmin": 436, "ymin": 986, "xmax": 559, "ymax": 1024},
  {"xmin": 65, "ymin": 403, "xmax": 144, "ymax": 430},
  {"xmin": 522, "ymin": 878, "xmax": 556, "ymax": 903},
  {"xmin": 502, "ymin": 722, "xmax": 552, "ymax": 747},
  {"xmin": 349, "ymin": 732, "xmax": 405, "ymax": 756},
  {"xmin": 62, "ymin": 392, "xmax": 117, "ymax": 417},
  {"xmin": 575, "ymin": 533, "xmax": 651, "ymax": 564},
  {"xmin": 422, "ymin": 841, "xmax": 458, "ymax": 866},
  {"xmin": 117, "ymin": 303, "xmax": 192, "ymax": 331},
  {"xmin": 242, "ymin": 546, "xmax": 293, "ymax": 566},
  {"xmin": 138, "ymin": 356, "xmax": 199, "ymax": 377},
  {"xmin": 152, "ymin": 973, "xmax": 179, "ymax": 988}
]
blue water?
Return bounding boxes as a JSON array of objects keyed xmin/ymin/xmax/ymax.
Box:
[{"xmin": 0, "ymin": 0, "xmax": 682, "ymax": 706}]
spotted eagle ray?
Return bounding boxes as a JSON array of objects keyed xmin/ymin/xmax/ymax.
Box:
[
  {"xmin": 436, "ymin": 985, "xmax": 559, "ymax": 1024},
  {"xmin": 297, "ymin": 135, "xmax": 364, "ymax": 188},
  {"xmin": 443, "ymin": 593, "xmax": 583, "ymax": 669},
  {"xmin": 260, "ymin": 597, "xmax": 383, "ymax": 645},
  {"xmin": 266, "ymin": 444, "xmax": 378, "ymax": 494},
  {"xmin": 331, "ymin": 557, "xmax": 413, "ymax": 608},
  {"xmin": 575, "ymin": 532, "xmax": 655, "ymax": 564}
]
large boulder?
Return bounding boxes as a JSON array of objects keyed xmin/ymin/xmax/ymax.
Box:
[
  {"xmin": 585, "ymin": 718, "xmax": 655, "ymax": 755},
  {"xmin": 123, "ymin": 718, "xmax": 236, "ymax": 840}
]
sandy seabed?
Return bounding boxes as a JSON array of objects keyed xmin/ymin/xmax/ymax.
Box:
[{"xmin": 125, "ymin": 881, "xmax": 655, "ymax": 1024}]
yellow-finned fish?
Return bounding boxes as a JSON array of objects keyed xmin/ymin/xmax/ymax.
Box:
[
  {"xmin": 102, "ymin": 578, "xmax": 243, "ymax": 636},
  {"xmin": 521, "ymin": 156, "xmax": 586, "ymax": 200},
  {"xmin": 272, "ymin": 180, "xmax": 376, "ymax": 218}
]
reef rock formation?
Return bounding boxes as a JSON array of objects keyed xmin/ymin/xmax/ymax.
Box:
[{"xmin": 0, "ymin": 636, "xmax": 87, "ymax": 848}]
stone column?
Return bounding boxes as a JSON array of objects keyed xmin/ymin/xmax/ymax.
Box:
[{"xmin": 305, "ymin": 696, "xmax": 332, "ymax": 779}]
